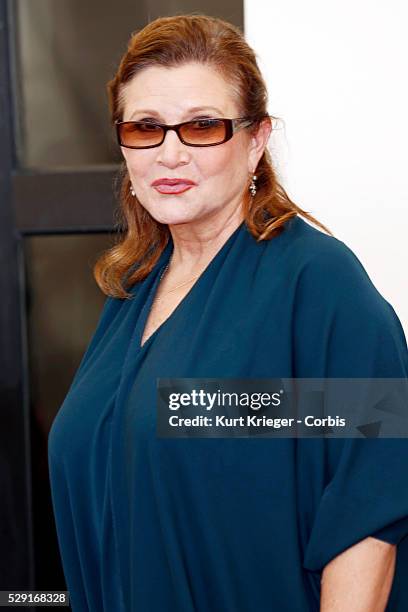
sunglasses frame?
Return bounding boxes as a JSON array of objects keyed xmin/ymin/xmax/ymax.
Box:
[{"xmin": 115, "ymin": 116, "xmax": 259, "ymax": 149}]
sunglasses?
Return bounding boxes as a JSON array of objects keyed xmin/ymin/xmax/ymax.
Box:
[{"xmin": 115, "ymin": 116, "xmax": 258, "ymax": 149}]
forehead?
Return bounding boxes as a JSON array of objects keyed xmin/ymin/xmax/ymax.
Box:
[{"xmin": 120, "ymin": 62, "xmax": 238, "ymax": 119}]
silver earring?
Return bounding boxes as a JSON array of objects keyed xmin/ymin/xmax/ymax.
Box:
[
  {"xmin": 249, "ymin": 174, "xmax": 257, "ymax": 197},
  {"xmin": 130, "ymin": 185, "xmax": 136, "ymax": 197}
]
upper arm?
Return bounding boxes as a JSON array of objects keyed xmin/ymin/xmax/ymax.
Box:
[{"xmin": 292, "ymin": 239, "xmax": 408, "ymax": 573}]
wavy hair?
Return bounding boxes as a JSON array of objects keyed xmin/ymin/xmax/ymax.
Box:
[{"xmin": 94, "ymin": 13, "xmax": 332, "ymax": 298}]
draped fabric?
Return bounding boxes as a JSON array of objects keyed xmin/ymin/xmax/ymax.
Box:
[{"xmin": 48, "ymin": 215, "xmax": 408, "ymax": 611}]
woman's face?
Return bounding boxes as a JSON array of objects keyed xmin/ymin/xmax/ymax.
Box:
[{"xmin": 119, "ymin": 62, "xmax": 271, "ymax": 226}]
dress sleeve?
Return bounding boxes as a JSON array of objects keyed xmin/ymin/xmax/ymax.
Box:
[{"xmin": 292, "ymin": 237, "xmax": 408, "ymax": 573}]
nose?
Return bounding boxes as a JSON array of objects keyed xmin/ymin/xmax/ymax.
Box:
[{"xmin": 155, "ymin": 128, "xmax": 190, "ymax": 168}]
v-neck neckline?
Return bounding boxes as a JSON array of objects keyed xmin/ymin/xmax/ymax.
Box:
[{"xmin": 135, "ymin": 219, "xmax": 246, "ymax": 352}]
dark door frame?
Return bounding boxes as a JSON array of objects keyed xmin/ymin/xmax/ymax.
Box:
[{"xmin": 0, "ymin": 0, "xmax": 117, "ymax": 593}]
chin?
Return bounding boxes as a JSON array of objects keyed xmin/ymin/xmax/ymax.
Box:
[{"xmin": 146, "ymin": 203, "xmax": 203, "ymax": 226}]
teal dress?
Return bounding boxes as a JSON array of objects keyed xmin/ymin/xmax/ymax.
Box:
[{"xmin": 48, "ymin": 215, "xmax": 408, "ymax": 611}]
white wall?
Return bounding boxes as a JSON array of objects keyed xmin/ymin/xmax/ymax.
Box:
[{"xmin": 244, "ymin": 0, "xmax": 408, "ymax": 335}]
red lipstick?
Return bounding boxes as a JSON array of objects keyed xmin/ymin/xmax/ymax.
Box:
[{"xmin": 151, "ymin": 178, "xmax": 196, "ymax": 195}]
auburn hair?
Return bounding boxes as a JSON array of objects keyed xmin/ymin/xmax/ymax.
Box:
[{"xmin": 94, "ymin": 13, "xmax": 332, "ymax": 298}]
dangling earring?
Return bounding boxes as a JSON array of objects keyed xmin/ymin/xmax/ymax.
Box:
[
  {"xmin": 130, "ymin": 184, "xmax": 136, "ymax": 197},
  {"xmin": 249, "ymin": 174, "xmax": 257, "ymax": 197}
]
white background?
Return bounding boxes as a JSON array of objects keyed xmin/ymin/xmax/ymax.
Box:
[{"xmin": 244, "ymin": 0, "xmax": 407, "ymax": 335}]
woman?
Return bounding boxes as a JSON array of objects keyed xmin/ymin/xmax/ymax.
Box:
[{"xmin": 48, "ymin": 14, "xmax": 408, "ymax": 612}]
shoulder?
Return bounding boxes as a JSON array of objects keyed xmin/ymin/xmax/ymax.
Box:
[
  {"xmin": 68, "ymin": 294, "xmax": 124, "ymax": 387},
  {"xmin": 276, "ymin": 216, "xmax": 394, "ymax": 311},
  {"xmin": 274, "ymin": 215, "xmax": 370, "ymax": 277},
  {"xmin": 282, "ymin": 218, "xmax": 407, "ymax": 376}
]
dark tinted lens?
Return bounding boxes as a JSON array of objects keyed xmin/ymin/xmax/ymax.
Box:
[
  {"xmin": 118, "ymin": 122, "xmax": 164, "ymax": 147},
  {"xmin": 180, "ymin": 119, "xmax": 227, "ymax": 145}
]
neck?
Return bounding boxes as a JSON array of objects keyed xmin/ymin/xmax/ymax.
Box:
[{"xmin": 166, "ymin": 207, "xmax": 244, "ymax": 275}]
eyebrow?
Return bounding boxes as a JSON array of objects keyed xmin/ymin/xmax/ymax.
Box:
[{"xmin": 128, "ymin": 106, "xmax": 224, "ymax": 120}]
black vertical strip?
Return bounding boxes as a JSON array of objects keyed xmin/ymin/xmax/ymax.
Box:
[{"xmin": 0, "ymin": 0, "xmax": 33, "ymax": 593}]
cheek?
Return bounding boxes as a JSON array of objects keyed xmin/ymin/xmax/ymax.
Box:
[
  {"xmin": 123, "ymin": 151, "xmax": 154, "ymax": 179},
  {"xmin": 198, "ymin": 142, "xmax": 247, "ymax": 181}
]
